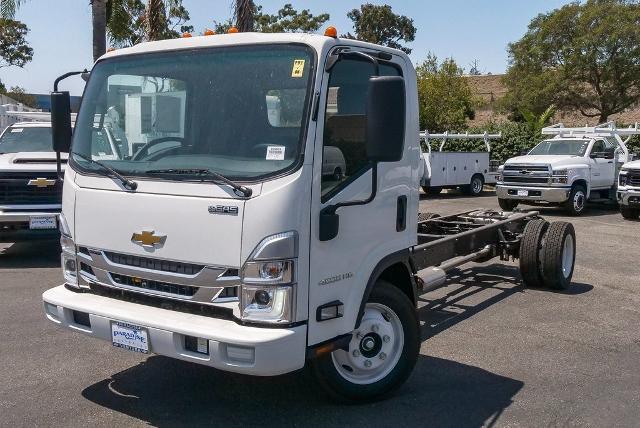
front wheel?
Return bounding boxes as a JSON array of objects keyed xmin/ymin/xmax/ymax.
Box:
[
  {"xmin": 620, "ymin": 206, "xmax": 639, "ymax": 220},
  {"xmin": 498, "ymin": 198, "xmax": 519, "ymax": 211},
  {"xmin": 563, "ymin": 185, "xmax": 587, "ymax": 216},
  {"xmin": 311, "ymin": 280, "xmax": 419, "ymax": 403},
  {"xmin": 464, "ymin": 175, "xmax": 484, "ymax": 196}
]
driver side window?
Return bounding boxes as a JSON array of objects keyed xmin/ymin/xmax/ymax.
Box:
[{"xmin": 590, "ymin": 140, "xmax": 606, "ymax": 156}]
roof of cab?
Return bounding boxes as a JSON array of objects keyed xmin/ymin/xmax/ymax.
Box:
[{"xmin": 98, "ymin": 32, "xmax": 408, "ymax": 62}]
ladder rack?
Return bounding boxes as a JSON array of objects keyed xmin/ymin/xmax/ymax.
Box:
[{"xmin": 419, "ymin": 130, "xmax": 502, "ymax": 153}]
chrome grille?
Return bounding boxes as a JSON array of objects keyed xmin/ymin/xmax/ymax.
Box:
[
  {"xmin": 0, "ymin": 172, "xmax": 62, "ymax": 205},
  {"xmin": 627, "ymin": 171, "xmax": 640, "ymax": 187},
  {"xmin": 502, "ymin": 164, "xmax": 551, "ymax": 186},
  {"xmin": 110, "ymin": 273, "xmax": 199, "ymax": 297},
  {"xmin": 104, "ymin": 251, "xmax": 204, "ymax": 275}
]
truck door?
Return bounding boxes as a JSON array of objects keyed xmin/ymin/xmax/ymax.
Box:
[
  {"xmin": 589, "ymin": 139, "xmax": 614, "ymax": 188},
  {"xmin": 307, "ymin": 51, "xmax": 415, "ymax": 346}
]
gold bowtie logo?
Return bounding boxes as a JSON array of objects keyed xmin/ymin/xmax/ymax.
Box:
[
  {"xmin": 28, "ymin": 178, "xmax": 56, "ymax": 188},
  {"xmin": 131, "ymin": 230, "xmax": 166, "ymax": 248}
]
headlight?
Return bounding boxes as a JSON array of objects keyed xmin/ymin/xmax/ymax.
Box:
[
  {"xmin": 59, "ymin": 213, "xmax": 78, "ymax": 287},
  {"xmin": 551, "ymin": 169, "xmax": 568, "ymax": 184},
  {"xmin": 619, "ymin": 171, "xmax": 628, "ymax": 186},
  {"xmin": 240, "ymin": 232, "xmax": 297, "ymax": 324}
]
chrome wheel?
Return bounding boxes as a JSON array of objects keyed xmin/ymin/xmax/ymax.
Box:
[
  {"xmin": 573, "ymin": 191, "xmax": 585, "ymax": 212},
  {"xmin": 472, "ymin": 177, "xmax": 483, "ymax": 194},
  {"xmin": 562, "ymin": 234, "xmax": 575, "ymax": 278},
  {"xmin": 331, "ymin": 303, "xmax": 404, "ymax": 385}
]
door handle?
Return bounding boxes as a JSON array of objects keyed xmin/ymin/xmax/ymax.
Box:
[{"xmin": 607, "ymin": 161, "xmax": 613, "ymax": 164}]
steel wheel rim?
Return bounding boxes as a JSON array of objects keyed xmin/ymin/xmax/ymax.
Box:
[
  {"xmin": 562, "ymin": 234, "xmax": 575, "ymax": 278},
  {"xmin": 331, "ymin": 303, "xmax": 404, "ymax": 385},
  {"xmin": 574, "ymin": 191, "xmax": 585, "ymax": 211},
  {"xmin": 472, "ymin": 178, "xmax": 482, "ymax": 193}
]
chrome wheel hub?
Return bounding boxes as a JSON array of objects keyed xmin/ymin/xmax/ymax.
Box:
[
  {"xmin": 562, "ymin": 234, "xmax": 575, "ymax": 278},
  {"xmin": 574, "ymin": 191, "xmax": 585, "ymax": 211},
  {"xmin": 331, "ymin": 303, "xmax": 404, "ymax": 385}
]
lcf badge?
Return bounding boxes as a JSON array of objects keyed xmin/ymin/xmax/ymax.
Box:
[{"xmin": 291, "ymin": 59, "xmax": 305, "ymax": 78}]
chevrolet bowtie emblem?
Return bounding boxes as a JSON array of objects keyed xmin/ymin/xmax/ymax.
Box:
[
  {"xmin": 27, "ymin": 178, "xmax": 56, "ymax": 188},
  {"xmin": 131, "ymin": 230, "xmax": 166, "ymax": 248}
]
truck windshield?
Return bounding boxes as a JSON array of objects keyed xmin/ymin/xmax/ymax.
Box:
[
  {"xmin": 71, "ymin": 44, "xmax": 314, "ymax": 181},
  {"xmin": 0, "ymin": 126, "xmax": 52, "ymax": 153},
  {"xmin": 528, "ymin": 139, "xmax": 589, "ymax": 156}
]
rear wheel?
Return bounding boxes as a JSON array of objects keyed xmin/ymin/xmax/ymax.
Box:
[
  {"xmin": 563, "ymin": 185, "xmax": 587, "ymax": 216},
  {"xmin": 541, "ymin": 222, "xmax": 576, "ymax": 290},
  {"xmin": 498, "ymin": 198, "xmax": 519, "ymax": 211},
  {"xmin": 519, "ymin": 219, "xmax": 549, "ymax": 288},
  {"xmin": 464, "ymin": 175, "xmax": 484, "ymax": 196},
  {"xmin": 620, "ymin": 206, "xmax": 639, "ymax": 220},
  {"xmin": 311, "ymin": 280, "xmax": 419, "ymax": 403},
  {"xmin": 422, "ymin": 186, "xmax": 443, "ymax": 196}
]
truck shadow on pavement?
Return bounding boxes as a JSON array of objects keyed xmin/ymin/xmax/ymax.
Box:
[
  {"xmin": 0, "ymin": 240, "xmax": 60, "ymax": 269},
  {"xmin": 82, "ymin": 354, "xmax": 523, "ymax": 427},
  {"xmin": 76, "ymin": 262, "xmax": 598, "ymax": 427}
]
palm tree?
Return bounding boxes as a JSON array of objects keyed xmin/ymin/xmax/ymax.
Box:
[
  {"xmin": 234, "ymin": 0, "xmax": 254, "ymax": 32},
  {"xmin": 91, "ymin": 0, "xmax": 107, "ymax": 62},
  {"xmin": 0, "ymin": 0, "xmax": 26, "ymax": 18}
]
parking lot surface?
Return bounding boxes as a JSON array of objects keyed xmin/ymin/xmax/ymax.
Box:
[{"xmin": 1, "ymin": 190, "xmax": 639, "ymax": 427}]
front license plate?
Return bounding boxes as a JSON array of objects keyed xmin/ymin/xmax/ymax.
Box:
[
  {"xmin": 111, "ymin": 321, "xmax": 149, "ymax": 354},
  {"xmin": 517, "ymin": 190, "xmax": 529, "ymax": 197},
  {"xmin": 29, "ymin": 216, "xmax": 57, "ymax": 230}
]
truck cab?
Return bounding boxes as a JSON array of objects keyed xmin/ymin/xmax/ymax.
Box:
[
  {"xmin": 0, "ymin": 121, "xmax": 67, "ymax": 241},
  {"xmin": 617, "ymin": 159, "xmax": 640, "ymax": 219},
  {"xmin": 496, "ymin": 123, "xmax": 639, "ymax": 215}
]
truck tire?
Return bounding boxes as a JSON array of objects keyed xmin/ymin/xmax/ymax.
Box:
[
  {"xmin": 519, "ymin": 219, "xmax": 549, "ymax": 288},
  {"xmin": 422, "ymin": 186, "xmax": 442, "ymax": 195},
  {"xmin": 464, "ymin": 175, "xmax": 484, "ymax": 196},
  {"xmin": 541, "ymin": 222, "xmax": 576, "ymax": 290},
  {"xmin": 498, "ymin": 198, "xmax": 519, "ymax": 211},
  {"xmin": 311, "ymin": 280, "xmax": 419, "ymax": 403},
  {"xmin": 620, "ymin": 206, "xmax": 639, "ymax": 220},
  {"xmin": 563, "ymin": 185, "xmax": 587, "ymax": 216}
]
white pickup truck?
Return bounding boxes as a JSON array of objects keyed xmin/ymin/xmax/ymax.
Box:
[
  {"xmin": 0, "ymin": 121, "xmax": 66, "ymax": 241},
  {"xmin": 617, "ymin": 160, "xmax": 640, "ymax": 219},
  {"xmin": 496, "ymin": 123, "xmax": 640, "ymax": 216},
  {"xmin": 42, "ymin": 31, "xmax": 578, "ymax": 402},
  {"xmin": 419, "ymin": 131, "xmax": 501, "ymax": 196}
]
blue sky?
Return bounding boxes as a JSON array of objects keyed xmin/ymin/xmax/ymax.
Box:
[{"xmin": 1, "ymin": 0, "xmax": 573, "ymax": 95}]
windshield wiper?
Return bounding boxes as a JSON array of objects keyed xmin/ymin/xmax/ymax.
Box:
[
  {"xmin": 145, "ymin": 168, "xmax": 252, "ymax": 197},
  {"xmin": 72, "ymin": 152, "xmax": 138, "ymax": 191}
]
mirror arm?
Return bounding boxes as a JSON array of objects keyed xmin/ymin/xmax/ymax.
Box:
[
  {"xmin": 54, "ymin": 69, "xmax": 88, "ymax": 91},
  {"xmin": 321, "ymin": 163, "xmax": 378, "ymax": 217},
  {"xmin": 325, "ymin": 50, "xmax": 380, "ymax": 76}
]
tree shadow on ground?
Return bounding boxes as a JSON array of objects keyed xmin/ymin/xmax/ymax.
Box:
[{"xmin": 0, "ymin": 240, "xmax": 60, "ymax": 269}]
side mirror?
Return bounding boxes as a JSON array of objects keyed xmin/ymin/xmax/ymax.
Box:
[
  {"xmin": 366, "ymin": 76, "xmax": 405, "ymax": 162},
  {"xmin": 604, "ymin": 149, "xmax": 615, "ymax": 160},
  {"xmin": 51, "ymin": 91, "xmax": 72, "ymax": 153},
  {"xmin": 520, "ymin": 149, "xmax": 529, "ymax": 156}
]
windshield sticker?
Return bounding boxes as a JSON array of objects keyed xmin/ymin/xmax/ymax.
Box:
[
  {"xmin": 266, "ymin": 145, "xmax": 285, "ymax": 160},
  {"xmin": 10, "ymin": 128, "xmax": 23, "ymax": 133},
  {"xmin": 291, "ymin": 59, "xmax": 305, "ymax": 78}
]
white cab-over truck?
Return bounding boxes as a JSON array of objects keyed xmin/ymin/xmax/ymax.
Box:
[
  {"xmin": 419, "ymin": 131, "xmax": 501, "ymax": 196},
  {"xmin": 42, "ymin": 32, "xmax": 578, "ymax": 402},
  {"xmin": 0, "ymin": 120, "xmax": 66, "ymax": 241},
  {"xmin": 496, "ymin": 122, "xmax": 640, "ymax": 216},
  {"xmin": 617, "ymin": 160, "xmax": 640, "ymax": 220}
]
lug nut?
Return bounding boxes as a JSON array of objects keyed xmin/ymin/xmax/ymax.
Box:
[
  {"xmin": 383, "ymin": 335, "xmax": 390, "ymax": 343},
  {"xmin": 364, "ymin": 359, "xmax": 372, "ymax": 368},
  {"xmin": 379, "ymin": 352, "xmax": 386, "ymax": 360},
  {"xmin": 352, "ymin": 349, "xmax": 360, "ymax": 357},
  {"xmin": 371, "ymin": 324, "xmax": 379, "ymax": 333}
]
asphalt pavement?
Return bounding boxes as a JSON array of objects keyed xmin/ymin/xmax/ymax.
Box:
[{"xmin": 1, "ymin": 190, "xmax": 639, "ymax": 427}]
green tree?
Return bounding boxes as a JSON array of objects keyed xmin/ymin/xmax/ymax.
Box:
[
  {"xmin": 92, "ymin": 0, "xmax": 108, "ymax": 61},
  {"xmin": 214, "ymin": 3, "xmax": 329, "ymax": 34},
  {"xmin": 0, "ymin": 0, "xmax": 26, "ymax": 18},
  {"xmin": 344, "ymin": 4, "xmax": 416, "ymax": 54},
  {"xmin": 503, "ymin": 0, "xmax": 640, "ymax": 123},
  {"xmin": 0, "ymin": 18, "xmax": 33, "ymax": 90},
  {"xmin": 235, "ymin": 0, "xmax": 254, "ymax": 32},
  {"xmin": 4, "ymin": 85, "xmax": 36, "ymax": 108},
  {"xmin": 416, "ymin": 54, "xmax": 477, "ymax": 132},
  {"xmin": 519, "ymin": 104, "xmax": 556, "ymax": 135},
  {"xmin": 107, "ymin": 0, "xmax": 192, "ymax": 47}
]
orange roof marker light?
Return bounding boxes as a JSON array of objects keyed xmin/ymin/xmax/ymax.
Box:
[
  {"xmin": 324, "ymin": 26, "xmax": 338, "ymax": 38},
  {"xmin": 182, "ymin": 32, "xmax": 192, "ymax": 38},
  {"xmin": 204, "ymin": 28, "xmax": 216, "ymax": 36},
  {"xmin": 228, "ymin": 26, "xmax": 239, "ymax": 34},
  {"xmin": 107, "ymin": 47, "xmax": 116, "ymax": 52}
]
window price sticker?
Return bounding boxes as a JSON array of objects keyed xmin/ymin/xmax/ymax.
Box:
[
  {"xmin": 291, "ymin": 59, "xmax": 305, "ymax": 78},
  {"xmin": 266, "ymin": 145, "xmax": 285, "ymax": 160}
]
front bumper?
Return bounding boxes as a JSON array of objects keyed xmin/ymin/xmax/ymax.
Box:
[
  {"xmin": 43, "ymin": 285, "xmax": 307, "ymax": 376},
  {"xmin": 0, "ymin": 210, "xmax": 60, "ymax": 242},
  {"xmin": 617, "ymin": 188, "xmax": 640, "ymax": 207},
  {"xmin": 496, "ymin": 184, "xmax": 571, "ymax": 203}
]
